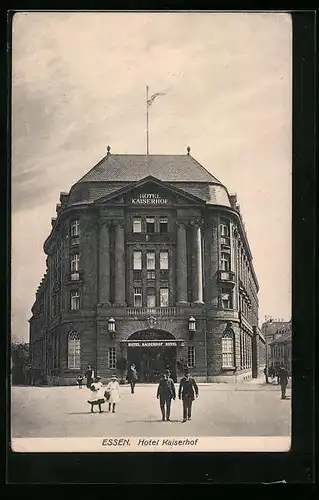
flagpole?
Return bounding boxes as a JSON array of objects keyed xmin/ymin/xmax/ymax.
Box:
[{"xmin": 146, "ymin": 85, "xmax": 149, "ymax": 155}]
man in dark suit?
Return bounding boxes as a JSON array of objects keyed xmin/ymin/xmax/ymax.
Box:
[
  {"xmin": 157, "ymin": 369, "xmax": 176, "ymax": 421},
  {"xmin": 178, "ymin": 368, "xmax": 199, "ymax": 422},
  {"xmin": 126, "ymin": 363, "xmax": 138, "ymax": 394},
  {"xmin": 278, "ymin": 365, "xmax": 290, "ymax": 399}
]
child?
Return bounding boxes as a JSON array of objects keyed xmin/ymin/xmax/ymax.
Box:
[
  {"xmin": 87, "ymin": 376, "xmax": 105, "ymax": 413},
  {"xmin": 77, "ymin": 374, "xmax": 84, "ymax": 389},
  {"xmin": 106, "ymin": 374, "xmax": 120, "ymax": 413}
]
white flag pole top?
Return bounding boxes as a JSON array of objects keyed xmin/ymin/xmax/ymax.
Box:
[{"xmin": 146, "ymin": 88, "xmax": 166, "ymax": 154}]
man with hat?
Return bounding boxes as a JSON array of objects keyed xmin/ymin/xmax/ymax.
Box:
[
  {"xmin": 178, "ymin": 368, "xmax": 199, "ymax": 422},
  {"xmin": 157, "ymin": 369, "xmax": 176, "ymax": 421}
]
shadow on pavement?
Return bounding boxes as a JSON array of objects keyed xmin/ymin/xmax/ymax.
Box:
[{"xmin": 126, "ymin": 419, "xmax": 181, "ymax": 424}]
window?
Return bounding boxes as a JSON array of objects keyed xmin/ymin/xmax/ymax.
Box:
[
  {"xmin": 70, "ymin": 253, "xmax": 79, "ymax": 273},
  {"xmin": 220, "ymin": 219, "xmax": 230, "ymax": 236},
  {"xmin": 133, "ymin": 218, "xmax": 142, "ymax": 233},
  {"xmin": 134, "ymin": 287, "xmax": 142, "ymax": 307},
  {"xmin": 159, "ymin": 217, "xmax": 168, "ymax": 233},
  {"xmin": 147, "ymin": 287, "xmax": 156, "ymax": 308},
  {"xmin": 146, "ymin": 251, "xmax": 155, "ymax": 269},
  {"xmin": 146, "ymin": 251, "xmax": 156, "ymax": 279},
  {"xmin": 221, "ymin": 289, "xmax": 232, "ymax": 309},
  {"xmin": 133, "ymin": 250, "xmax": 142, "ymax": 280},
  {"xmin": 68, "ymin": 331, "xmax": 81, "ymax": 369},
  {"xmin": 70, "ymin": 290, "xmax": 80, "ymax": 310},
  {"xmin": 187, "ymin": 346, "xmax": 196, "ymax": 368},
  {"xmin": 160, "ymin": 288, "xmax": 169, "ymax": 307},
  {"xmin": 146, "ymin": 217, "xmax": 155, "ymax": 233},
  {"xmin": 221, "ymin": 252, "xmax": 231, "ymax": 271},
  {"xmin": 160, "ymin": 250, "xmax": 169, "ymax": 279},
  {"xmin": 108, "ymin": 347, "xmax": 117, "ymax": 370},
  {"xmin": 70, "ymin": 219, "xmax": 79, "ymax": 237},
  {"xmin": 222, "ymin": 331, "xmax": 235, "ymax": 368},
  {"xmin": 220, "ymin": 220, "xmax": 230, "ymax": 244}
]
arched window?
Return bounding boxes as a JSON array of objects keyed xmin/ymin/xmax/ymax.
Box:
[
  {"xmin": 68, "ymin": 330, "xmax": 81, "ymax": 369},
  {"xmin": 222, "ymin": 330, "xmax": 235, "ymax": 369}
]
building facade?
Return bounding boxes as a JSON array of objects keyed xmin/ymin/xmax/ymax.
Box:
[
  {"xmin": 29, "ymin": 148, "xmax": 265, "ymax": 384},
  {"xmin": 261, "ymin": 318, "xmax": 291, "ymax": 369},
  {"xmin": 265, "ymin": 320, "xmax": 292, "ymax": 374}
]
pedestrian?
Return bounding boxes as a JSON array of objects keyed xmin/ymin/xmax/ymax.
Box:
[
  {"xmin": 87, "ymin": 376, "xmax": 105, "ymax": 413},
  {"xmin": 178, "ymin": 368, "xmax": 199, "ymax": 422},
  {"xmin": 77, "ymin": 374, "xmax": 84, "ymax": 389},
  {"xmin": 157, "ymin": 369, "xmax": 176, "ymax": 421},
  {"xmin": 278, "ymin": 365, "xmax": 290, "ymax": 399},
  {"xmin": 263, "ymin": 366, "xmax": 269, "ymax": 384},
  {"xmin": 85, "ymin": 365, "xmax": 94, "ymax": 388},
  {"xmin": 126, "ymin": 363, "xmax": 138, "ymax": 394},
  {"xmin": 105, "ymin": 374, "xmax": 120, "ymax": 413}
]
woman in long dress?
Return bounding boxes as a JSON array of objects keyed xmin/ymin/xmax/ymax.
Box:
[
  {"xmin": 106, "ymin": 374, "xmax": 120, "ymax": 413},
  {"xmin": 87, "ymin": 376, "xmax": 105, "ymax": 413}
]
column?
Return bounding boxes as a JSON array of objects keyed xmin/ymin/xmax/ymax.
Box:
[
  {"xmin": 193, "ymin": 220, "xmax": 204, "ymax": 304},
  {"xmin": 114, "ymin": 219, "xmax": 126, "ymax": 306},
  {"xmin": 98, "ymin": 219, "xmax": 111, "ymax": 305},
  {"xmin": 176, "ymin": 221, "xmax": 188, "ymax": 304}
]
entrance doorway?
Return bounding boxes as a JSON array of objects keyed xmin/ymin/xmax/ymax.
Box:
[{"xmin": 126, "ymin": 329, "xmax": 177, "ymax": 382}]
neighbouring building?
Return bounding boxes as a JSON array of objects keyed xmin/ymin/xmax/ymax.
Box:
[
  {"xmin": 266, "ymin": 320, "xmax": 292, "ymax": 374},
  {"xmin": 29, "ymin": 147, "xmax": 265, "ymax": 385},
  {"xmin": 261, "ymin": 318, "xmax": 291, "ymax": 369}
]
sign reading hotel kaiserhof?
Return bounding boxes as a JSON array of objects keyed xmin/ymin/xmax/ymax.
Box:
[{"xmin": 131, "ymin": 193, "xmax": 169, "ymax": 204}]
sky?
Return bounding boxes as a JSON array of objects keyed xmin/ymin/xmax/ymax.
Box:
[{"xmin": 11, "ymin": 12, "xmax": 292, "ymax": 343}]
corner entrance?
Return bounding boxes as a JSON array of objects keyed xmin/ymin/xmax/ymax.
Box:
[{"xmin": 124, "ymin": 329, "xmax": 180, "ymax": 383}]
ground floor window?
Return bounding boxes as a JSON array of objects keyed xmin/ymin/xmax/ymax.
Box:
[
  {"xmin": 222, "ymin": 331, "xmax": 235, "ymax": 368},
  {"xmin": 108, "ymin": 347, "xmax": 117, "ymax": 370},
  {"xmin": 67, "ymin": 331, "xmax": 81, "ymax": 369},
  {"xmin": 187, "ymin": 346, "xmax": 196, "ymax": 368}
]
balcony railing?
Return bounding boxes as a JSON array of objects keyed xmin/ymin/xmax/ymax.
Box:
[
  {"xmin": 216, "ymin": 270, "xmax": 236, "ymax": 283},
  {"xmin": 126, "ymin": 232, "xmax": 174, "ymax": 243},
  {"xmin": 70, "ymin": 235, "xmax": 80, "ymax": 247},
  {"xmin": 126, "ymin": 307, "xmax": 179, "ymax": 317}
]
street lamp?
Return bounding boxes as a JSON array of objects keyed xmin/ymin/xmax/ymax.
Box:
[{"xmin": 108, "ymin": 317, "xmax": 116, "ymax": 339}]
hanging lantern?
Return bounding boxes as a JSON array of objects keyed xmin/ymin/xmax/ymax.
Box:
[{"xmin": 188, "ymin": 316, "xmax": 196, "ymax": 332}]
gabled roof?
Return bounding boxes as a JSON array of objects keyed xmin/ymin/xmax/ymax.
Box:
[
  {"xmin": 93, "ymin": 175, "xmax": 206, "ymax": 206},
  {"xmin": 77, "ymin": 154, "xmax": 221, "ymax": 184},
  {"xmin": 269, "ymin": 330, "xmax": 292, "ymax": 345}
]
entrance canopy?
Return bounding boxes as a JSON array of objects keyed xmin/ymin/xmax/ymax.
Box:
[{"xmin": 121, "ymin": 329, "xmax": 186, "ymax": 348}]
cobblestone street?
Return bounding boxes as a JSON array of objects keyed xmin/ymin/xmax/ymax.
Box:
[{"xmin": 11, "ymin": 378, "xmax": 291, "ymax": 439}]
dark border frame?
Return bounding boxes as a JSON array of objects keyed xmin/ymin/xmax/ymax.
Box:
[{"xmin": 5, "ymin": 9, "xmax": 316, "ymax": 484}]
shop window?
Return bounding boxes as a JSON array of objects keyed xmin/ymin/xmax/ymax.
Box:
[{"xmin": 68, "ymin": 331, "xmax": 81, "ymax": 369}]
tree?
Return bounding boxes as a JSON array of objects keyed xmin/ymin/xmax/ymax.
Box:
[{"xmin": 11, "ymin": 342, "xmax": 30, "ymax": 385}]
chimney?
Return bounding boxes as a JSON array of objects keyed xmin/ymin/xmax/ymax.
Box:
[{"xmin": 60, "ymin": 192, "xmax": 69, "ymax": 208}]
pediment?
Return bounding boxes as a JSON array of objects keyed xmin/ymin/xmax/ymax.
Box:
[{"xmin": 94, "ymin": 176, "xmax": 205, "ymax": 207}]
